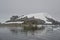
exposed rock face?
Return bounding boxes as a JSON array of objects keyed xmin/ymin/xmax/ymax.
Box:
[
  {"xmin": 22, "ymin": 17, "xmax": 45, "ymax": 24},
  {"xmin": 6, "ymin": 16, "xmax": 19, "ymax": 22},
  {"xmin": 46, "ymin": 17, "xmax": 60, "ymax": 25}
]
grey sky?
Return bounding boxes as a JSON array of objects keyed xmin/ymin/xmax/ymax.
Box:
[{"xmin": 0, "ymin": 0, "xmax": 60, "ymax": 22}]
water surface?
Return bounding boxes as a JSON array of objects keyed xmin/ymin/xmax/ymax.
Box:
[{"xmin": 0, "ymin": 25, "xmax": 60, "ymax": 40}]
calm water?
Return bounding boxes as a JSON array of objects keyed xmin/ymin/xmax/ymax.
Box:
[{"xmin": 0, "ymin": 25, "xmax": 60, "ymax": 40}]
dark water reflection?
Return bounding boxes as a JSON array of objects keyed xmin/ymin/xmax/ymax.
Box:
[{"xmin": 0, "ymin": 25, "xmax": 60, "ymax": 40}]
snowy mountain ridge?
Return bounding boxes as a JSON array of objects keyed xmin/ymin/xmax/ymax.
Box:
[
  {"xmin": 5, "ymin": 12, "xmax": 59, "ymax": 24},
  {"xmin": 22, "ymin": 13, "xmax": 54, "ymax": 23}
]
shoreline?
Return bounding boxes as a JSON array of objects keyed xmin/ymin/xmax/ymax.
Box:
[{"xmin": 0, "ymin": 23, "xmax": 60, "ymax": 27}]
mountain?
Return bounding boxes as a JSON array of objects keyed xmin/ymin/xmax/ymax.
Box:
[
  {"xmin": 22, "ymin": 13, "xmax": 53, "ymax": 24},
  {"xmin": 5, "ymin": 13, "xmax": 60, "ymax": 24}
]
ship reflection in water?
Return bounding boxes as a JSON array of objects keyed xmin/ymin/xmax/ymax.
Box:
[{"xmin": 0, "ymin": 25, "xmax": 60, "ymax": 40}]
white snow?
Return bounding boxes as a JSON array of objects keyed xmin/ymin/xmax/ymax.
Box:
[
  {"xmin": 23, "ymin": 13, "xmax": 54, "ymax": 23},
  {"xmin": 5, "ymin": 21, "xmax": 24, "ymax": 24},
  {"xmin": 4, "ymin": 12, "xmax": 55, "ymax": 24}
]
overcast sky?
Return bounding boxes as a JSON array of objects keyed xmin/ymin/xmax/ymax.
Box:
[{"xmin": 0, "ymin": 0, "xmax": 60, "ymax": 22}]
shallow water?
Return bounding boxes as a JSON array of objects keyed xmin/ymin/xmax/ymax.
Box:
[{"xmin": 0, "ymin": 26, "xmax": 60, "ymax": 40}]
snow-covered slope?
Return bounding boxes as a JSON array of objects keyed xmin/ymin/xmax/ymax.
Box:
[
  {"xmin": 4, "ymin": 13, "xmax": 55, "ymax": 24},
  {"xmin": 23, "ymin": 13, "xmax": 54, "ymax": 23}
]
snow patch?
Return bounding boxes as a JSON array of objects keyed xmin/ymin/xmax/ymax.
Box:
[
  {"xmin": 23, "ymin": 13, "xmax": 53, "ymax": 23},
  {"xmin": 5, "ymin": 21, "xmax": 24, "ymax": 24}
]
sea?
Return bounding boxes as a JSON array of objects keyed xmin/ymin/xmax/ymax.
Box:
[{"xmin": 0, "ymin": 25, "xmax": 60, "ymax": 40}]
